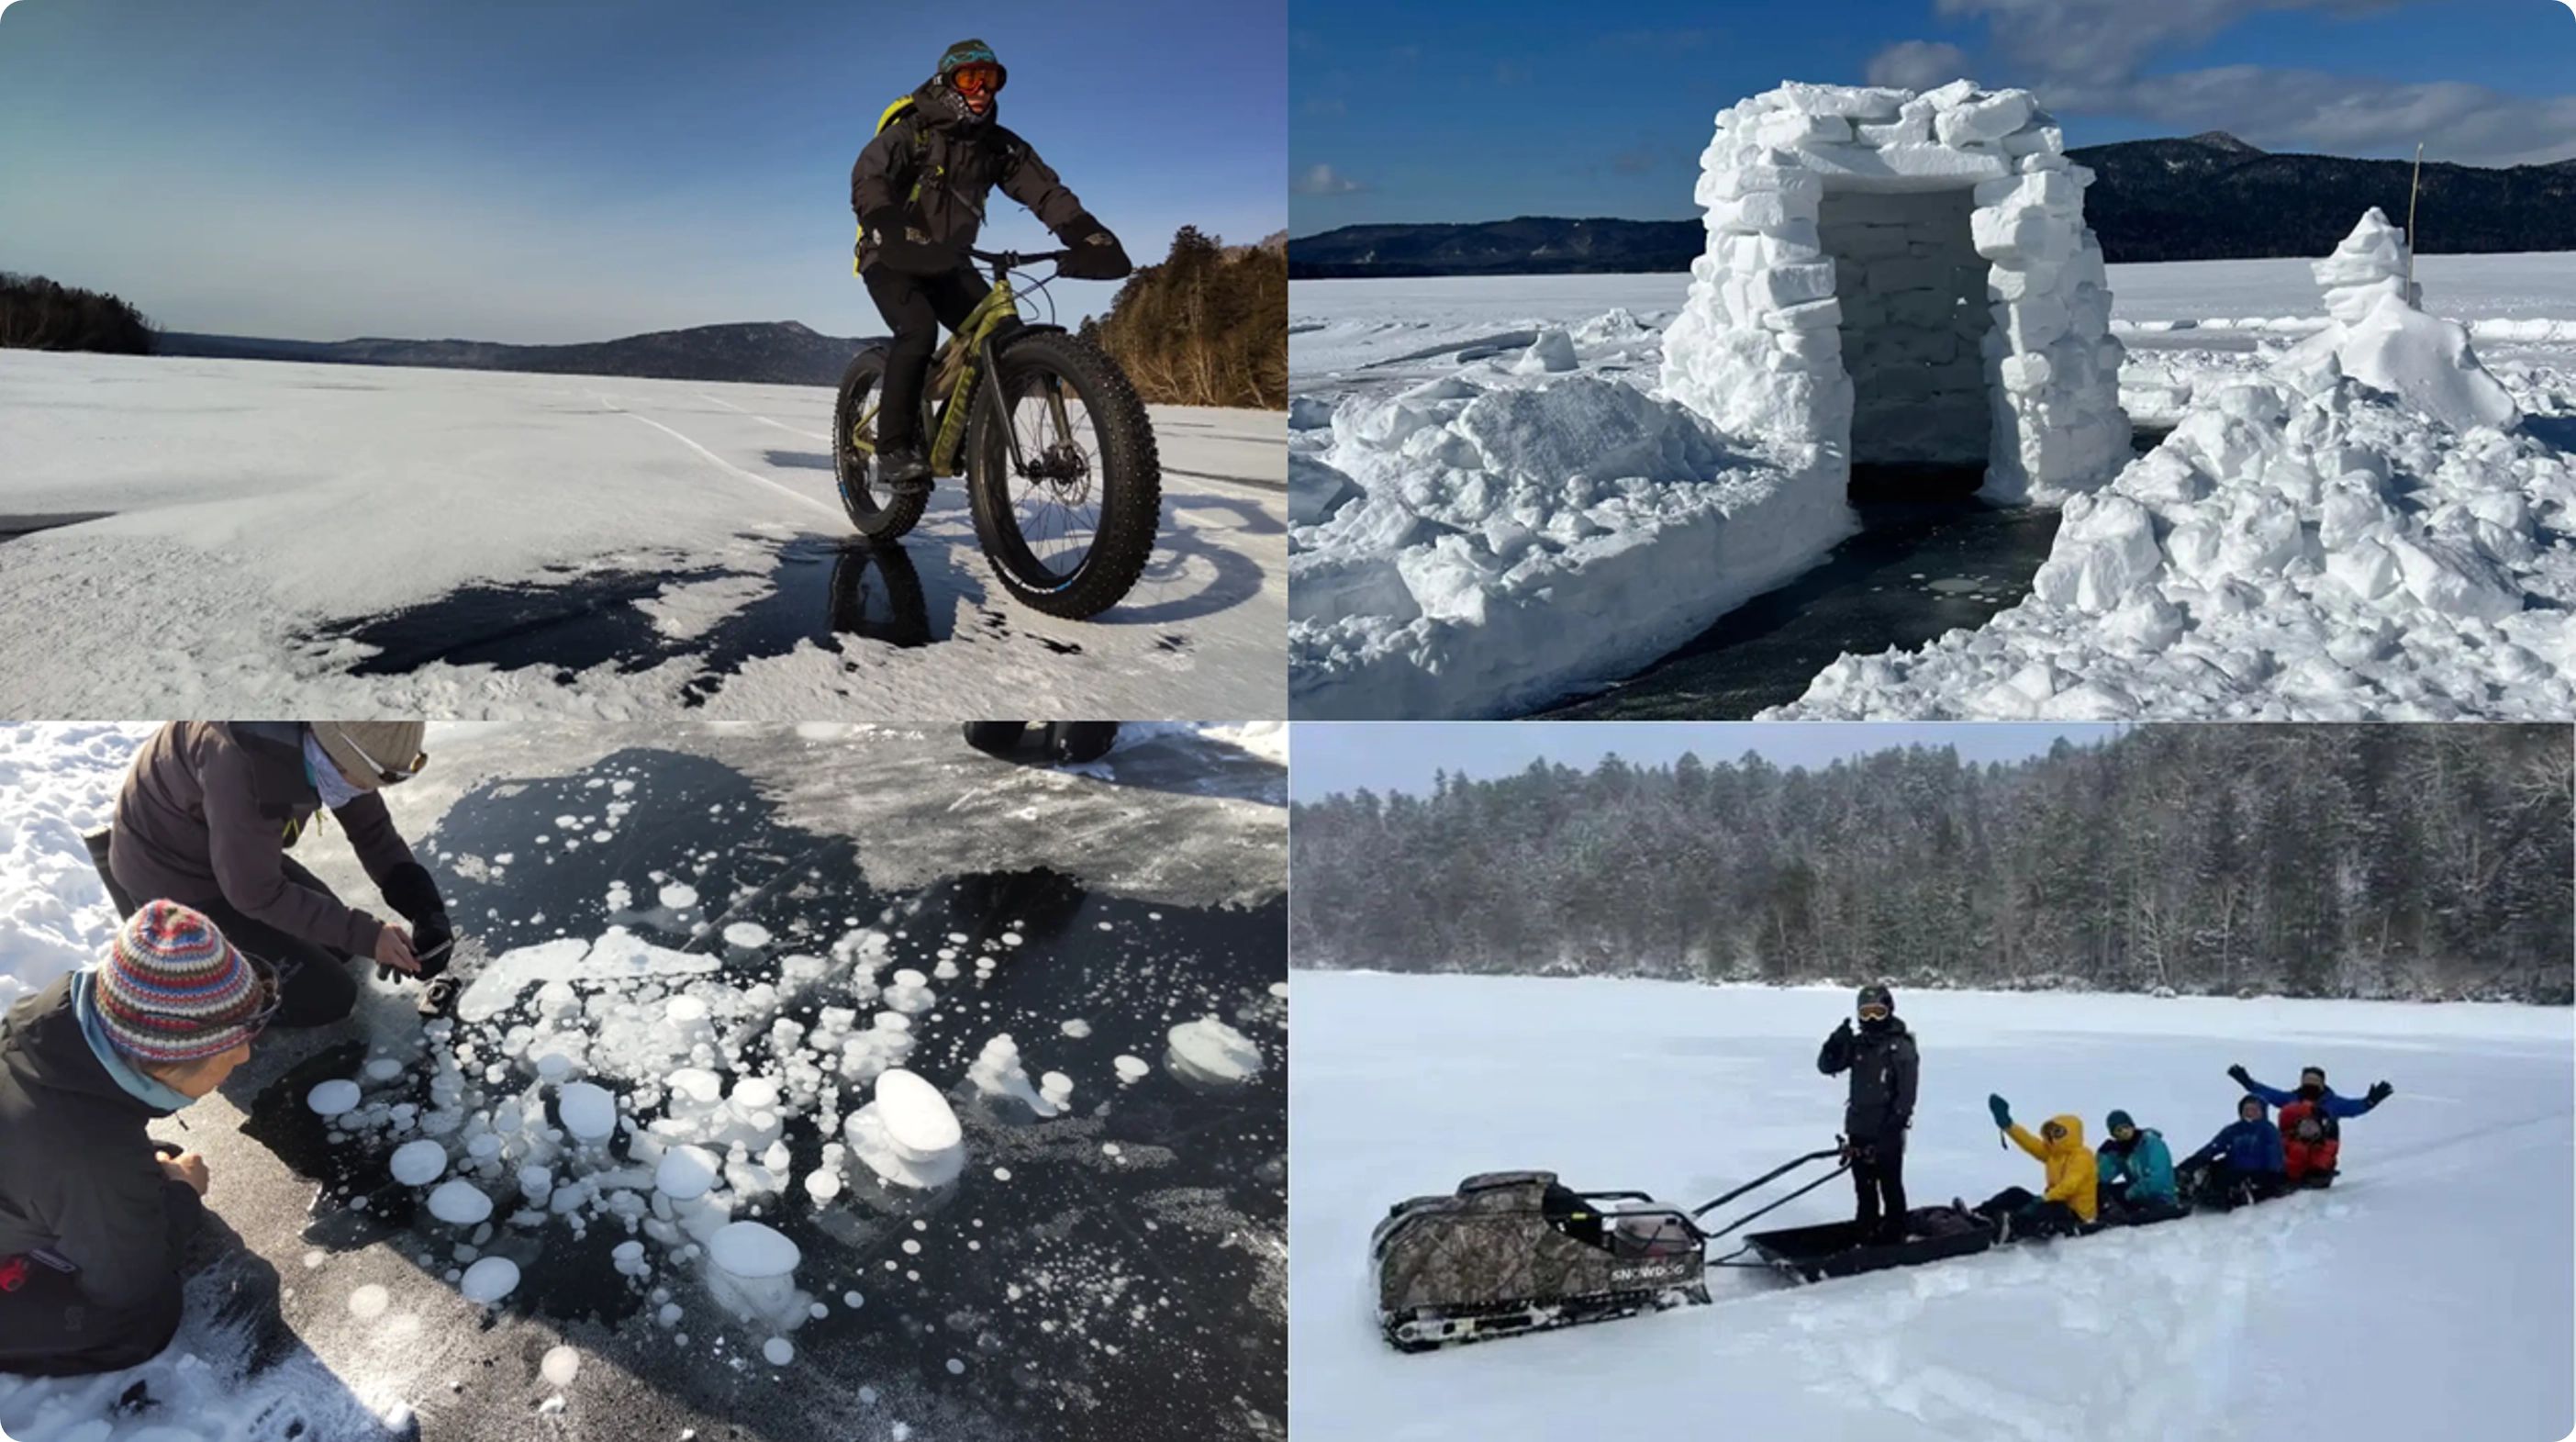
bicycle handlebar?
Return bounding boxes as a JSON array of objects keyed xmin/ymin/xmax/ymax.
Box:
[{"xmin": 969, "ymin": 247, "xmax": 1074, "ymax": 269}]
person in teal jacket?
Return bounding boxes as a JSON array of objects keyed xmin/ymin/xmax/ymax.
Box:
[{"xmin": 2094, "ymin": 1109, "xmax": 2179, "ymax": 1215}]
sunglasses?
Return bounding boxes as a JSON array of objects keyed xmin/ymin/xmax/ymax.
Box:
[
  {"xmin": 950, "ymin": 63, "xmax": 1002, "ymax": 95},
  {"xmin": 331, "ymin": 725, "xmax": 427, "ymax": 786}
]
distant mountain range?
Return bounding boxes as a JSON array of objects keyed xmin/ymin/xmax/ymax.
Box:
[
  {"xmin": 160, "ymin": 319, "xmax": 880, "ymax": 387},
  {"xmin": 1288, "ymin": 134, "xmax": 2576, "ymax": 278}
]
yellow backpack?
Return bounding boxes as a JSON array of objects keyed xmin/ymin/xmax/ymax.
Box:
[{"xmin": 853, "ymin": 96, "xmax": 931, "ymax": 275}]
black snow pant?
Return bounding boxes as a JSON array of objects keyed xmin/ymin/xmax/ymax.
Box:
[
  {"xmin": 863, "ymin": 263, "xmax": 993, "ymax": 455},
  {"xmin": 0, "ymin": 1186, "xmax": 195, "ymax": 1377},
  {"xmin": 1972, "ymin": 1186, "xmax": 2081, "ymax": 1239},
  {"xmin": 87, "ymin": 833, "xmax": 360, "ymax": 1029},
  {"xmin": 2187, "ymin": 1161, "xmax": 2290, "ymax": 1211},
  {"xmin": 1850, "ymin": 1134, "xmax": 1907, "ymax": 1243}
]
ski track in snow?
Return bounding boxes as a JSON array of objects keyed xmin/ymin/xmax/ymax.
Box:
[
  {"xmin": 0, "ymin": 360, "xmax": 1285, "ymax": 719},
  {"xmin": 1290, "ymin": 970, "xmax": 2575, "ymax": 1442}
]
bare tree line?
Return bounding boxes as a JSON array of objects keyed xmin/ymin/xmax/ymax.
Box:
[{"xmin": 0, "ymin": 273, "xmax": 157, "ymax": 354}]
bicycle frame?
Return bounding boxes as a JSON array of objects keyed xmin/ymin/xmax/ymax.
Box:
[{"xmin": 926, "ymin": 274, "xmax": 1027, "ymax": 477}]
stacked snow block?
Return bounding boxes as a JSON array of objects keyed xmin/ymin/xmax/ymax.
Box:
[{"xmin": 1658, "ymin": 79, "xmax": 2131, "ymax": 503}]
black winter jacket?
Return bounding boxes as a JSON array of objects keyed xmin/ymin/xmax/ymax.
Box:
[
  {"xmin": 1818, "ymin": 1018, "xmax": 1919, "ymax": 1142},
  {"xmin": 850, "ymin": 80, "xmax": 1088, "ymax": 272},
  {"xmin": 0, "ymin": 978, "xmax": 203, "ymax": 1317}
]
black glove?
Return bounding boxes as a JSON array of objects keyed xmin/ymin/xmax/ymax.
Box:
[
  {"xmin": 409, "ymin": 911, "xmax": 455, "ymax": 981},
  {"xmin": 1834, "ymin": 1018, "xmax": 1854, "ymax": 1037},
  {"xmin": 2366, "ymin": 1080, "xmax": 2393, "ymax": 1106},
  {"xmin": 1054, "ymin": 212, "xmax": 1131, "ymax": 280},
  {"xmin": 2225, "ymin": 1064, "xmax": 2251, "ymax": 1086},
  {"xmin": 866, "ymin": 209, "xmax": 960, "ymax": 277}
]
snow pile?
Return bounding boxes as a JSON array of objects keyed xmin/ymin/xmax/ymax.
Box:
[
  {"xmin": 1659, "ymin": 79, "xmax": 2129, "ymax": 504},
  {"xmin": 1290, "ymin": 371, "xmax": 1852, "ymax": 718},
  {"xmin": 2302, "ymin": 210, "xmax": 2520, "ymax": 435},
  {"xmin": 1290, "ymin": 969, "xmax": 2574, "ymax": 1442},
  {"xmin": 0, "ymin": 723, "xmax": 150, "ymax": 1014},
  {"xmin": 1776, "ymin": 212, "xmax": 2570, "ymax": 720}
]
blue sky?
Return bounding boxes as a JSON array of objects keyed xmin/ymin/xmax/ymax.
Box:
[
  {"xmin": 0, "ymin": 0, "xmax": 1283, "ymax": 341},
  {"xmin": 1289, "ymin": 722, "xmax": 2122, "ymax": 801},
  {"xmin": 1290, "ymin": 0, "xmax": 2576, "ymax": 233}
]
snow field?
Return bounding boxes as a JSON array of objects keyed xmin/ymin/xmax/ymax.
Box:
[
  {"xmin": 1290, "ymin": 970, "xmax": 2574, "ymax": 1442},
  {"xmin": 0, "ymin": 724, "xmax": 151, "ymax": 1015}
]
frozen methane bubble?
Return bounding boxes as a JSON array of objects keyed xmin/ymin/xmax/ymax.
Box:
[
  {"xmin": 425, "ymin": 1179, "xmax": 494, "ymax": 1226},
  {"xmin": 658, "ymin": 883, "xmax": 698, "ymax": 911},
  {"xmin": 460, "ymin": 1256, "xmax": 521, "ymax": 1304},
  {"xmin": 307, "ymin": 1079, "xmax": 362, "ymax": 1117},
  {"xmin": 1166, "ymin": 1016, "xmax": 1263, "ymax": 1086},
  {"xmin": 722, "ymin": 922, "xmax": 773, "ymax": 949},
  {"xmin": 1113, "ymin": 1055, "xmax": 1151, "ymax": 1084},
  {"xmin": 557, "ymin": 1081, "xmax": 617, "ymax": 1143},
  {"xmin": 541, "ymin": 1345, "xmax": 582, "ymax": 1387},
  {"xmin": 763, "ymin": 1337, "xmax": 795, "ymax": 1367},
  {"xmin": 844, "ymin": 1068, "xmax": 966, "ymax": 1189},
  {"xmin": 364, "ymin": 1057, "xmax": 404, "ymax": 1081},
  {"xmin": 655, "ymin": 1145, "xmax": 722, "ymax": 1202},
  {"xmin": 706, "ymin": 1221, "xmax": 810, "ymax": 1329},
  {"xmin": 388, "ymin": 1140, "xmax": 449, "ymax": 1187},
  {"xmin": 965, "ymin": 1034, "xmax": 1064, "ymax": 1118}
]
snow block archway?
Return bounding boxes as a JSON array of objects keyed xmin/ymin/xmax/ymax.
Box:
[{"xmin": 1660, "ymin": 81, "xmax": 2131, "ymax": 504}]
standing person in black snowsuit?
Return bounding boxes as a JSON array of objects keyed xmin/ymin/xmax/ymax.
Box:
[
  {"xmin": 1818, "ymin": 983, "xmax": 1919, "ymax": 1245},
  {"xmin": 849, "ymin": 38, "xmax": 1132, "ymax": 492}
]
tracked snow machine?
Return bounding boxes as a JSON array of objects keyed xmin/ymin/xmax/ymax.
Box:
[{"xmin": 1371, "ymin": 1148, "xmax": 1878, "ymax": 1351}]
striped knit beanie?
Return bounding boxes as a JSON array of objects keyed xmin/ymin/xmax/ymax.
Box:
[{"xmin": 95, "ymin": 900, "xmax": 264, "ymax": 1065}]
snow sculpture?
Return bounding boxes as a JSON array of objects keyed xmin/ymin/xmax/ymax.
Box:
[
  {"xmin": 2300, "ymin": 209, "xmax": 2520, "ymax": 434},
  {"xmin": 1660, "ymin": 80, "xmax": 2130, "ymax": 503}
]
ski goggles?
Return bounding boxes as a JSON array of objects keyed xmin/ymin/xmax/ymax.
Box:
[
  {"xmin": 329, "ymin": 725, "xmax": 428, "ymax": 786},
  {"xmin": 1857, "ymin": 1003, "xmax": 1890, "ymax": 1021},
  {"xmin": 949, "ymin": 62, "xmax": 1003, "ymax": 96}
]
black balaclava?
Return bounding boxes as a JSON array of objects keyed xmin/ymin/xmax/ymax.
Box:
[
  {"xmin": 1856, "ymin": 983, "xmax": 1894, "ymax": 1033},
  {"xmin": 2299, "ymin": 1066, "xmax": 2326, "ymax": 1100}
]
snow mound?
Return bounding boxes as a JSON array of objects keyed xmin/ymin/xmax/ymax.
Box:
[
  {"xmin": 1776, "ymin": 210, "xmax": 2566, "ymax": 720},
  {"xmin": 1291, "ymin": 368, "xmax": 1853, "ymax": 718},
  {"xmin": 0, "ymin": 724, "xmax": 150, "ymax": 1015}
]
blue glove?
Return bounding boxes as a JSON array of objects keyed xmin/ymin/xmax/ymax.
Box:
[{"xmin": 1988, "ymin": 1094, "xmax": 2013, "ymax": 1129}]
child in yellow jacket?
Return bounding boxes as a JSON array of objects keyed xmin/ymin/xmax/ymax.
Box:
[{"xmin": 1965, "ymin": 1095, "xmax": 2098, "ymax": 1241}]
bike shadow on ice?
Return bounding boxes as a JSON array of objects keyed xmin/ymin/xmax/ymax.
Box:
[{"xmin": 208, "ymin": 747, "xmax": 1285, "ymax": 1442}]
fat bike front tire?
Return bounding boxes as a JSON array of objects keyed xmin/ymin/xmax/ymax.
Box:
[
  {"xmin": 831, "ymin": 348, "xmax": 928, "ymax": 542},
  {"xmin": 964, "ymin": 330, "xmax": 1161, "ymax": 620}
]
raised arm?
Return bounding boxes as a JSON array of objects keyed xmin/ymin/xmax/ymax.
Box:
[{"xmin": 1816, "ymin": 1023, "xmax": 1852, "ymax": 1076}]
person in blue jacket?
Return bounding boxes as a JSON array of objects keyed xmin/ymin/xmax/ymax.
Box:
[
  {"xmin": 2094, "ymin": 1109, "xmax": 2180, "ymax": 1218},
  {"xmin": 2228, "ymin": 1063, "xmax": 2392, "ymax": 1126},
  {"xmin": 2178, "ymin": 1094, "xmax": 2287, "ymax": 1209}
]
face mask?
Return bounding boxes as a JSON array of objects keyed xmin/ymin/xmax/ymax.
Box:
[
  {"xmin": 304, "ymin": 730, "xmax": 365, "ymax": 810},
  {"xmin": 2299, "ymin": 1082, "xmax": 2324, "ymax": 1099}
]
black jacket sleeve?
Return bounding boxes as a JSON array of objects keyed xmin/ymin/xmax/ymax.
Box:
[
  {"xmin": 48, "ymin": 1153, "xmax": 199, "ymax": 1313},
  {"xmin": 1816, "ymin": 1026, "xmax": 1850, "ymax": 1076},
  {"xmin": 994, "ymin": 129, "xmax": 1087, "ymax": 234},
  {"xmin": 852, "ymin": 117, "xmax": 921, "ymax": 223},
  {"xmin": 1892, "ymin": 1035, "xmax": 1919, "ymax": 1126}
]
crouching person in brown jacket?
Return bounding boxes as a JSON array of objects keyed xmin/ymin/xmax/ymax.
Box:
[
  {"xmin": 0, "ymin": 902, "xmax": 277, "ymax": 1375},
  {"xmin": 87, "ymin": 722, "xmax": 452, "ymax": 1027}
]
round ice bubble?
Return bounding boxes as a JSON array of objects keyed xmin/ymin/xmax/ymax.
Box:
[
  {"xmin": 558, "ymin": 1081, "xmax": 616, "ymax": 1142},
  {"xmin": 763, "ymin": 1336, "xmax": 795, "ymax": 1367},
  {"xmin": 307, "ymin": 1079, "xmax": 362, "ymax": 1117},
  {"xmin": 1166, "ymin": 1016, "xmax": 1263, "ymax": 1084},
  {"xmin": 872, "ymin": 1069, "xmax": 962, "ymax": 1154},
  {"xmin": 541, "ymin": 1344, "xmax": 581, "ymax": 1387},
  {"xmin": 708, "ymin": 1221, "xmax": 801, "ymax": 1280},
  {"xmin": 460, "ymin": 1256, "xmax": 520, "ymax": 1304},
  {"xmin": 388, "ymin": 1140, "xmax": 448, "ymax": 1187},
  {"xmin": 426, "ymin": 1179, "xmax": 494, "ymax": 1226},
  {"xmin": 723, "ymin": 922, "xmax": 772, "ymax": 950},
  {"xmin": 658, "ymin": 883, "xmax": 698, "ymax": 911},
  {"xmin": 655, "ymin": 1146, "xmax": 722, "ymax": 1202}
]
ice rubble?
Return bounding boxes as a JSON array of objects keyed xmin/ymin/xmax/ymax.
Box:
[
  {"xmin": 1289, "ymin": 79, "xmax": 2132, "ymax": 719},
  {"xmin": 1778, "ymin": 212, "xmax": 2567, "ymax": 720}
]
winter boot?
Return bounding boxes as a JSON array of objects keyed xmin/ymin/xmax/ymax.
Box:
[{"xmin": 877, "ymin": 444, "xmax": 932, "ymax": 496}]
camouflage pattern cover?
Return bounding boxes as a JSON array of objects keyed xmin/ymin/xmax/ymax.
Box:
[{"xmin": 1371, "ymin": 1172, "xmax": 1704, "ymax": 1318}]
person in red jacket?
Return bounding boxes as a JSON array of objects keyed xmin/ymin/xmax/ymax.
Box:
[{"xmin": 2280, "ymin": 1100, "xmax": 2342, "ymax": 1187}]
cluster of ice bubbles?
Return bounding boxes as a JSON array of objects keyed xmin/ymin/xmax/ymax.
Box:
[{"xmin": 300, "ymin": 896, "xmax": 1270, "ymax": 1377}]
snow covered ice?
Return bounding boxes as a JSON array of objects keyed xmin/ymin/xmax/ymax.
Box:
[
  {"xmin": 0, "ymin": 358, "xmax": 1289, "ymax": 719},
  {"xmin": 1290, "ymin": 970, "xmax": 2573, "ymax": 1441}
]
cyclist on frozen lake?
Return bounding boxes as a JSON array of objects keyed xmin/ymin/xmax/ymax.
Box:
[{"xmin": 851, "ymin": 38, "xmax": 1132, "ymax": 495}]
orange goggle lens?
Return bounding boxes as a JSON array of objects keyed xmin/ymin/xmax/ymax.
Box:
[
  {"xmin": 951, "ymin": 64, "xmax": 1001, "ymax": 95},
  {"xmin": 1857, "ymin": 1004, "xmax": 1890, "ymax": 1020}
]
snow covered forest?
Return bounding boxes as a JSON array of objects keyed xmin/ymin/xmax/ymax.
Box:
[{"xmin": 1290, "ymin": 726, "xmax": 2574, "ymax": 1002}]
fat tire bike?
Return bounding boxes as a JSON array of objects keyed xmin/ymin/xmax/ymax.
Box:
[{"xmin": 832, "ymin": 248, "xmax": 1162, "ymax": 620}]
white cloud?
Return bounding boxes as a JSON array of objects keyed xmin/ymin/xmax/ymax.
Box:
[
  {"xmin": 1873, "ymin": 0, "xmax": 2576, "ymax": 165},
  {"xmin": 1867, "ymin": 39, "xmax": 1973, "ymax": 91},
  {"xmin": 1293, "ymin": 163, "xmax": 1368, "ymax": 196}
]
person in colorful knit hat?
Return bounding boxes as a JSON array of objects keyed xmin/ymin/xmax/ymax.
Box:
[{"xmin": 0, "ymin": 901, "xmax": 278, "ymax": 1375}]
